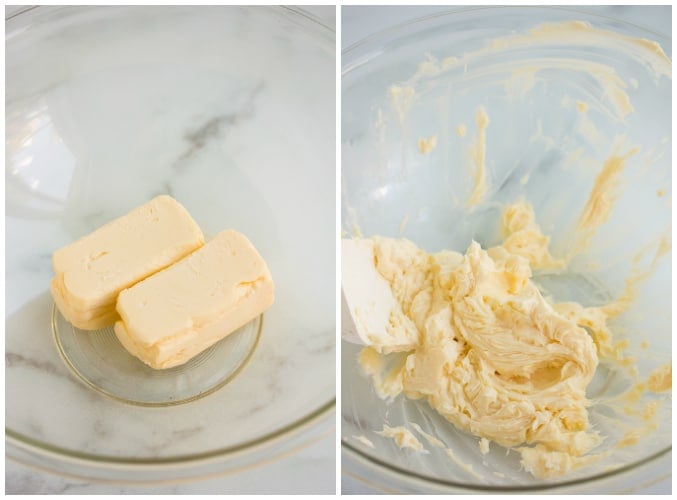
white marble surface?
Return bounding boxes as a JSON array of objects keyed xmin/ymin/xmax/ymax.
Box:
[
  {"xmin": 341, "ymin": 5, "xmax": 671, "ymax": 495},
  {"xmin": 6, "ymin": 5, "xmax": 336, "ymax": 494}
]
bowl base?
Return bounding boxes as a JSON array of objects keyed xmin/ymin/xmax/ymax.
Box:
[{"xmin": 52, "ymin": 304, "xmax": 262, "ymax": 406}]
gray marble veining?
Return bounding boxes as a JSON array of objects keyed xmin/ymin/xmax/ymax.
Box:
[{"xmin": 174, "ymin": 83, "xmax": 265, "ymax": 170}]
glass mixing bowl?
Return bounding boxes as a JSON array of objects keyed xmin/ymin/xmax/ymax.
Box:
[
  {"xmin": 6, "ymin": 6, "xmax": 335, "ymax": 482},
  {"xmin": 341, "ymin": 6, "xmax": 671, "ymax": 493}
]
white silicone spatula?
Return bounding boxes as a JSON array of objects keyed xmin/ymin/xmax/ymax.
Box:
[{"xmin": 341, "ymin": 238, "xmax": 396, "ymax": 346}]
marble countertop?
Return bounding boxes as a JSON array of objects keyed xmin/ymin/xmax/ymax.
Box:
[{"xmin": 6, "ymin": 5, "xmax": 336, "ymax": 495}]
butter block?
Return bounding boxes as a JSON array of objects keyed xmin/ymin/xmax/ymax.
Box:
[
  {"xmin": 114, "ymin": 230, "xmax": 274, "ymax": 369},
  {"xmin": 51, "ymin": 195, "xmax": 205, "ymax": 330}
]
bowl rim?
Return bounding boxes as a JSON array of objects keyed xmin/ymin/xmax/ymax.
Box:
[
  {"xmin": 340, "ymin": 5, "xmax": 672, "ymax": 492},
  {"xmin": 6, "ymin": 4, "xmax": 336, "ymax": 35},
  {"xmin": 8, "ymin": 399, "xmax": 335, "ymax": 468},
  {"xmin": 342, "ymin": 5, "xmax": 671, "ymax": 74},
  {"xmin": 343, "ymin": 441, "xmax": 671, "ymax": 493}
]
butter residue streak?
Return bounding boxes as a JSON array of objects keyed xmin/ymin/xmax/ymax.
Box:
[
  {"xmin": 572, "ymin": 145, "xmax": 639, "ymax": 256},
  {"xmin": 417, "ymin": 135, "xmax": 437, "ymax": 154},
  {"xmin": 622, "ymin": 360, "xmax": 672, "ymax": 407},
  {"xmin": 352, "ymin": 435, "xmax": 375, "ymax": 449},
  {"xmin": 397, "ymin": 22, "xmax": 670, "ymax": 123},
  {"xmin": 610, "ymin": 391, "xmax": 663, "ymax": 450},
  {"xmin": 479, "ymin": 437, "xmax": 490, "ymax": 455},
  {"xmin": 359, "ymin": 347, "xmax": 405, "ymax": 398},
  {"xmin": 647, "ymin": 363, "xmax": 671, "ymax": 392},
  {"xmin": 376, "ymin": 425, "xmax": 425, "ymax": 451},
  {"xmin": 389, "ymin": 85, "xmax": 415, "ymax": 126},
  {"xmin": 483, "ymin": 21, "xmax": 669, "ymax": 117},
  {"xmin": 562, "ymin": 96, "xmax": 600, "ymax": 141},
  {"xmin": 466, "ymin": 107, "xmax": 490, "ymax": 206},
  {"xmin": 487, "ymin": 21, "xmax": 670, "ymax": 81},
  {"xmin": 398, "ymin": 214, "xmax": 409, "ymax": 235},
  {"xmin": 411, "ymin": 423, "xmax": 483, "ymax": 479},
  {"xmin": 529, "ymin": 119, "xmax": 556, "ymax": 149},
  {"xmin": 410, "ymin": 422, "xmax": 444, "ymax": 448}
]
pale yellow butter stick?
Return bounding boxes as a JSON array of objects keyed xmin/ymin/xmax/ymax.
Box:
[
  {"xmin": 51, "ymin": 195, "xmax": 205, "ymax": 330},
  {"xmin": 114, "ymin": 230, "xmax": 275, "ymax": 369}
]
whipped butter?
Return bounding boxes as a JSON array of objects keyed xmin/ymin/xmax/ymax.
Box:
[
  {"xmin": 347, "ymin": 199, "xmax": 618, "ymax": 479},
  {"xmin": 51, "ymin": 195, "xmax": 204, "ymax": 330},
  {"xmin": 115, "ymin": 230, "xmax": 274, "ymax": 369}
]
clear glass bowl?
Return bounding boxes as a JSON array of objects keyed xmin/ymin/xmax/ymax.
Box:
[
  {"xmin": 6, "ymin": 5, "xmax": 335, "ymax": 482},
  {"xmin": 341, "ymin": 6, "xmax": 671, "ymax": 493}
]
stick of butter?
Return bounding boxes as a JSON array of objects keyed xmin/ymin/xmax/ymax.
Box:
[
  {"xmin": 50, "ymin": 195, "xmax": 205, "ymax": 330},
  {"xmin": 114, "ymin": 230, "xmax": 274, "ymax": 369}
]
